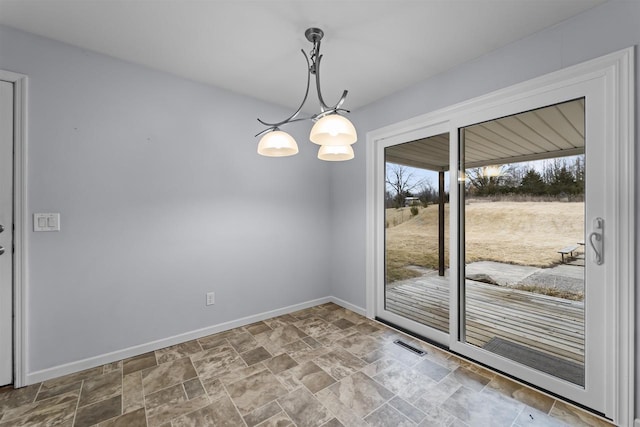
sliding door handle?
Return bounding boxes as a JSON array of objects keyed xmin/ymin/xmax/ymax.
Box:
[{"xmin": 589, "ymin": 217, "xmax": 604, "ymax": 265}]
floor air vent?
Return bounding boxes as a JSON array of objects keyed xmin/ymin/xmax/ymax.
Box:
[{"xmin": 393, "ymin": 339, "xmax": 426, "ymax": 356}]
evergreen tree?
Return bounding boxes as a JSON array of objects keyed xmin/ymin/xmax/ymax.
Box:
[
  {"xmin": 549, "ymin": 165, "xmax": 576, "ymax": 195},
  {"xmin": 519, "ymin": 169, "xmax": 547, "ymax": 195}
]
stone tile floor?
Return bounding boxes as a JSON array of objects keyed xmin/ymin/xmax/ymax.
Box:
[{"xmin": 0, "ymin": 303, "xmax": 613, "ymax": 426}]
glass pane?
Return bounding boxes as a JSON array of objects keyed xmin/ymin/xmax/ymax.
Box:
[
  {"xmin": 384, "ymin": 134, "xmax": 450, "ymax": 333},
  {"xmin": 459, "ymin": 99, "xmax": 585, "ymax": 386}
]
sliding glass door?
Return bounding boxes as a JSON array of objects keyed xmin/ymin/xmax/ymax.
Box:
[
  {"xmin": 457, "ymin": 98, "xmax": 588, "ymax": 386},
  {"xmin": 450, "ymin": 84, "xmax": 607, "ymax": 412},
  {"xmin": 383, "ymin": 136, "xmax": 449, "ymax": 333},
  {"xmin": 375, "ymin": 123, "xmax": 451, "ymax": 346},
  {"xmin": 374, "ymin": 77, "xmax": 614, "ymax": 416}
]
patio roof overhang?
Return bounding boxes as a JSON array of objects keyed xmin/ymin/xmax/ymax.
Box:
[{"xmin": 385, "ymin": 98, "xmax": 585, "ymax": 171}]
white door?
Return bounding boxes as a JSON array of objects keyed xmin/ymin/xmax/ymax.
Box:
[
  {"xmin": 0, "ymin": 80, "xmax": 14, "ymax": 386},
  {"xmin": 450, "ymin": 80, "xmax": 608, "ymax": 413}
]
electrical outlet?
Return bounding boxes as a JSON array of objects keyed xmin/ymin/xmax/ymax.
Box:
[{"xmin": 206, "ymin": 292, "xmax": 215, "ymax": 306}]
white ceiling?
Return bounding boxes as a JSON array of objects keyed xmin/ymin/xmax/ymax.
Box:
[{"xmin": 0, "ymin": 0, "xmax": 605, "ymax": 112}]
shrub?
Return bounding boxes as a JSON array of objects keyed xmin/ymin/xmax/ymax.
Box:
[{"xmin": 410, "ymin": 206, "xmax": 419, "ymax": 217}]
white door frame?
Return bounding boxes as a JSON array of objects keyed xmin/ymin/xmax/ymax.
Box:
[
  {"xmin": 365, "ymin": 48, "xmax": 634, "ymax": 425},
  {"xmin": 0, "ymin": 70, "xmax": 28, "ymax": 388}
]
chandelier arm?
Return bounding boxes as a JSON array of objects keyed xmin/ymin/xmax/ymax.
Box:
[
  {"xmin": 256, "ymin": 49, "xmax": 312, "ymax": 128},
  {"xmin": 311, "ymin": 107, "xmax": 351, "ymax": 121},
  {"xmin": 255, "ymin": 127, "xmax": 277, "ymax": 138},
  {"xmin": 313, "ymin": 55, "xmax": 349, "ymax": 112},
  {"xmin": 335, "ymin": 90, "xmax": 348, "ymax": 110},
  {"xmin": 254, "ymin": 116, "xmax": 315, "ymax": 138}
]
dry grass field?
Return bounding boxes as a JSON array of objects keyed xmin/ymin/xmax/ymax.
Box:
[{"xmin": 385, "ymin": 201, "xmax": 584, "ymax": 282}]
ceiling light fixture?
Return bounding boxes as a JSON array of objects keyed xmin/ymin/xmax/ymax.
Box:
[{"xmin": 256, "ymin": 28, "xmax": 357, "ymax": 161}]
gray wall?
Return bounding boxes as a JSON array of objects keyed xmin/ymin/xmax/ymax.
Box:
[
  {"xmin": 329, "ymin": 0, "xmax": 639, "ymax": 414},
  {"xmin": 0, "ymin": 25, "xmax": 333, "ymax": 373}
]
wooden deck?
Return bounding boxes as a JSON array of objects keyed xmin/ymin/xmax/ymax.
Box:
[{"xmin": 386, "ymin": 272, "xmax": 584, "ymax": 365}]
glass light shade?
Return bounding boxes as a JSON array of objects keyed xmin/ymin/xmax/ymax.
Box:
[
  {"xmin": 317, "ymin": 144, "xmax": 354, "ymax": 161},
  {"xmin": 309, "ymin": 114, "xmax": 357, "ymax": 146},
  {"xmin": 257, "ymin": 131, "xmax": 299, "ymax": 157}
]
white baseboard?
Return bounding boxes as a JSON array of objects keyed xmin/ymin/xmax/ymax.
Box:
[
  {"xmin": 26, "ymin": 296, "xmax": 350, "ymax": 385},
  {"xmin": 329, "ymin": 296, "xmax": 366, "ymax": 316}
]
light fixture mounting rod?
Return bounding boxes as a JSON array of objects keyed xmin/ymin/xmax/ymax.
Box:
[{"xmin": 255, "ymin": 28, "xmax": 350, "ymax": 138}]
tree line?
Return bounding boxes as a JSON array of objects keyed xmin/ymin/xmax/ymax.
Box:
[
  {"xmin": 465, "ymin": 156, "xmax": 584, "ymax": 197},
  {"xmin": 386, "ymin": 156, "xmax": 584, "ymax": 208}
]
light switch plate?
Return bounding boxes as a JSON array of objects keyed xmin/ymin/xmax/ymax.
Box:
[{"xmin": 34, "ymin": 213, "xmax": 60, "ymax": 232}]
